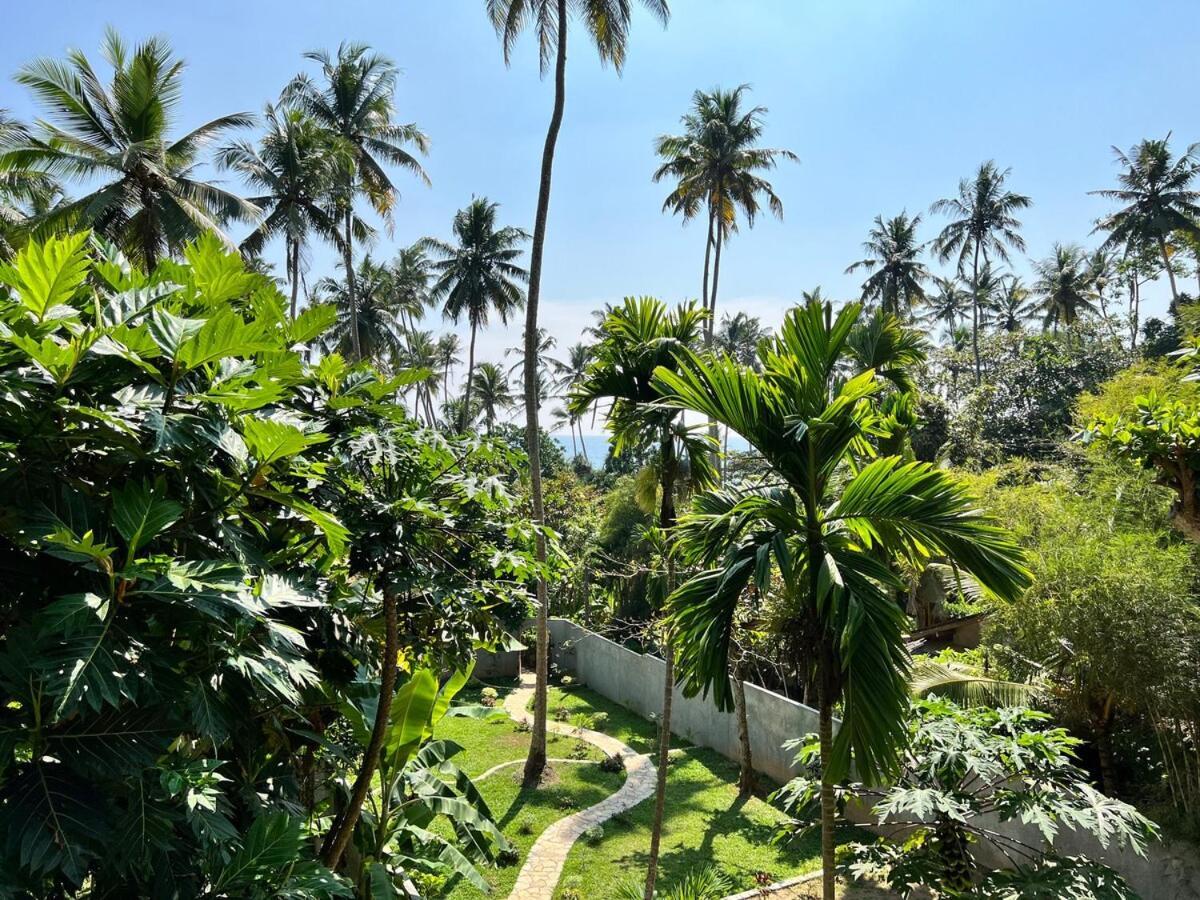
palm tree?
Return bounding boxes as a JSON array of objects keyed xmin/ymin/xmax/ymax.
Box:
[
  {"xmin": 392, "ymin": 242, "xmax": 434, "ymax": 331},
  {"xmin": 505, "ymin": 326, "xmax": 563, "ymax": 382},
  {"xmin": 845, "ymin": 212, "xmax": 930, "ymax": 318},
  {"xmin": 555, "ymin": 342, "xmax": 594, "ymax": 461},
  {"xmin": 436, "ymin": 333, "xmax": 462, "ymax": 406},
  {"xmin": 487, "ymin": 0, "xmax": 671, "ymax": 788},
  {"xmin": 1034, "ymin": 243, "xmax": 1097, "ymax": 338},
  {"xmin": 1091, "ymin": 136, "xmax": 1200, "ymax": 306},
  {"xmin": 714, "ymin": 311, "xmax": 769, "ymax": 368},
  {"xmin": 653, "ymin": 85, "xmax": 796, "ymax": 341},
  {"xmin": 286, "ymin": 43, "xmax": 429, "ymax": 362},
  {"xmin": 3, "ymin": 29, "xmax": 256, "ymax": 269},
  {"xmin": 569, "ymin": 296, "xmax": 716, "ymax": 899},
  {"xmin": 921, "ymin": 275, "xmax": 970, "ymax": 340},
  {"xmin": 318, "ymin": 255, "xmax": 406, "ymax": 365},
  {"xmin": 987, "ymin": 275, "xmax": 1038, "ymax": 333},
  {"xmin": 931, "ymin": 161, "xmax": 1032, "ymax": 383},
  {"xmin": 1085, "ymin": 247, "xmax": 1122, "ymax": 339},
  {"xmin": 423, "ymin": 197, "xmax": 528, "ymax": 431},
  {"xmin": 218, "ymin": 104, "xmax": 356, "ymax": 317},
  {"xmin": 470, "ymin": 362, "xmax": 514, "ymax": 434},
  {"xmin": 0, "ymin": 111, "xmax": 61, "ymax": 258},
  {"xmin": 398, "ymin": 328, "xmax": 442, "ymax": 425},
  {"xmin": 654, "ymin": 300, "xmax": 1029, "ymax": 900}
]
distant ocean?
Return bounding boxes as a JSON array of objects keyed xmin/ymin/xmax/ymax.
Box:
[{"xmin": 552, "ymin": 432, "xmax": 749, "ymax": 467}]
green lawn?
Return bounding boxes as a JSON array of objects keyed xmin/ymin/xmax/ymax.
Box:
[
  {"xmin": 555, "ymin": 746, "xmax": 826, "ymax": 899},
  {"xmin": 539, "ymin": 684, "xmax": 677, "ymax": 754}
]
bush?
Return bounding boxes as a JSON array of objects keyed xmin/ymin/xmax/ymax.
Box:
[
  {"xmin": 480, "ymin": 686, "xmax": 499, "ymax": 707},
  {"xmin": 560, "ymin": 674, "xmax": 576, "ymax": 688},
  {"xmin": 600, "ymin": 752, "xmax": 625, "ymax": 774},
  {"xmin": 553, "ymin": 705, "xmax": 571, "ymax": 722},
  {"xmin": 584, "ymin": 825, "xmax": 605, "ymax": 845}
]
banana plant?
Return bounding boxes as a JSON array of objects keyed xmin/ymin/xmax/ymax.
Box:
[{"xmin": 337, "ymin": 664, "xmax": 510, "ymax": 897}]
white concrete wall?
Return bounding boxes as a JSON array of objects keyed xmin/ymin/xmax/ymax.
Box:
[{"xmin": 547, "ymin": 617, "xmax": 820, "ymax": 783}]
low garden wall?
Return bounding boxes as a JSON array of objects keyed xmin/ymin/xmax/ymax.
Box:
[{"xmin": 545, "ymin": 617, "xmax": 820, "ymax": 783}]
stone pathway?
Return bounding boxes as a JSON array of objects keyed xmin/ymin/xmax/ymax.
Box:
[{"xmin": 502, "ymin": 673, "xmax": 657, "ymax": 900}]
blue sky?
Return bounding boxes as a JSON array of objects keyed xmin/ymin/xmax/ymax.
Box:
[{"xmin": 2, "ymin": 1, "xmax": 1196, "ymax": 431}]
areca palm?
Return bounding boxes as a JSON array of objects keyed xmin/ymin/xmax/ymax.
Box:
[
  {"xmin": 436, "ymin": 333, "xmax": 462, "ymax": 406},
  {"xmin": 4, "ymin": 29, "xmax": 256, "ymax": 268},
  {"xmin": 654, "ymin": 85, "xmax": 796, "ymax": 341},
  {"xmin": 487, "ymin": 0, "xmax": 671, "ymax": 787},
  {"xmin": 423, "ymin": 197, "xmax": 529, "ymax": 431},
  {"xmin": 318, "ymin": 255, "xmax": 406, "ymax": 365},
  {"xmin": 1085, "ymin": 246, "xmax": 1122, "ymax": 336},
  {"xmin": 470, "ymin": 362, "xmax": 514, "ymax": 434},
  {"xmin": 392, "ymin": 242, "xmax": 434, "ymax": 331},
  {"xmin": 987, "ymin": 275, "xmax": 1038, "ymax": 333},
  {"xmin": 569, "ymin": 296, "xmax": 716, "ymax": 898},
  {"xmin": 1091, "ymin": 136, "xmax": 1200, "ymax": 306},
  {"xmin": 845, "ymin": 212, "xmax": 930, "ymax": 318},
  {"xmin": 286, "ymin": 43, "xmax": 429, "ymax": 359},
  {"xmin": 1034, "ymin": 243, "xmax": 1098, "ymax": 337},
  {"xmin": 931, "ymin": 161, "xmax": 1031, "ymax": 383},
  {"xmin": 653, "ymin": 300, "xmax": 1030, "ymax": 900},
  {"xmin": 218, "ymin": 103, "xmax": 356, "ymax": 318}
]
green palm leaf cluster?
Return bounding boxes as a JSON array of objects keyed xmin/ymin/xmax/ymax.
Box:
[
  {"xmin": 846, "ymin": 212, "xmax": 931, "ymax": 319},
  {"xmin": 2, "ymin": 28, "xmax": 257, "ymax": 268}
]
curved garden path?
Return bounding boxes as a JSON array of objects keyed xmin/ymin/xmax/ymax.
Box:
[{"xmin": 502, "ymin": 673, "xmax": 657, "ymax": 899}]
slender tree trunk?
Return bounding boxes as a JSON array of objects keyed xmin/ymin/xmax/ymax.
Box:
[
  {"xmin": 1159, "ymin": 234, "xmax": 1180, "ymax": 307},
  {"xmin": 1095, "ymin": 697, "xmax": 1120, "ymax": 797},
  {"xmin": 710, "ymin": 220, "xmax": 725, "ymax": 341},
  {"xmin": 321, "ymin": 587, "xmax": 398, "ymax": 870},
  {"xmin": 644, "ymin": 432, "xmax": 678, "ymax": 900},
  {"xmin": 461, "ymin": 324, "xmax": 478, "ymax": 432},
  {"xmin": 578, "ymin": 420, "xmax": 589, "ymax": 465},
  {"xmin": 1130, "ymin": 273, "xmax": 1141, "ymax": 348},
  {"xmin": 733, "ymin": 654, "xmax": 755, "ymax": 796},
  {"xmin": 701, "ymin": 204, "xmax": 716, "ymax": 317},
  {"xmin": 343, "ymin": 209, "xmax": 361, "ymax": 360},
  {"xmin": 522, "ymin": 0, "xmax": 568, "ymax": 786},
  {"xmin": 817, "ymin": 649, "xmax": 836, "ymax": 900},
  {"xmin": 289, "ymin": 239, "xmax": 301, "ymax": 320},
  {"xmin": 971, "ymin": 241, "xmax": 982, "ymax": 385}
]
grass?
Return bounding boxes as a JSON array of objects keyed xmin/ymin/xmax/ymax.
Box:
[
  {"xmin": 539, "ymin": 683, "xmax": 678, "ymax": 754},
  {"xmin": 555, "ymin": 745, "xmax": 830, "ymax": 898}
]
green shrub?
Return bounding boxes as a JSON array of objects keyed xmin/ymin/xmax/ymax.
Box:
[{"xmin": 481, "ymin": 686, "xmax": 500, "ymax": 707}]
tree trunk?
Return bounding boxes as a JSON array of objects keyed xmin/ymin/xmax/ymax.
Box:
[
  {"xmin": 644, "ymin": 431, "xmax": 678, "ymax": 900},
  {"xmin": 460, "ymin": 324, "xmax": 478, "ymax": 432},
  {"xmin": 1159, "ymin": 234, "xmax": 1180, "ymax": 307},
  {"xmin": 289, "ymin": 239, "xmax": 301, "ymax": 320},
  {"xmin": 343, "ymin": 209, "xmax": 361, "ymax": 360},
  {"xmin": 971, "ymin": 241, "xmax": 982, "ymax": 385},
  {"xmin": 701, "ymin": 204, "xmax": 716, "ymax": 319},
  {"xmin": 522, "ymin": 0, "xmax": 568, "ymax": 787},
  {"xmin": 732, "ymin": 655, "xmax": 755, "ymax": 796},
  {"xmin": 710, "ymin": 217, "xmax": 725, "ymax": 340},
  {"xmin": 321, "ymin": 587, "xmax": 398, "ymax": 870},
  {"xmin": 1094, "ymin": 695, "xmax": 1119, "ymax": 797},
  {"xmin": 817, "ymin": 651, "xmax": 836, "ymax": 900}
]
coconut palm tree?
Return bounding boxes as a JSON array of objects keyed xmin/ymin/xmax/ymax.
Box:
[
  {"xmin": 398, "ymin": 328, "xmax": 442, "ymax": 425},
  {"xmin": 218, "ymin": 104, "xmax": 357, "ymax": 317},
  {"xmin": 423, "ymin": 197, "xmax": 528, "ymax": 431},
  {"xmin": 318, "ymin": 255, "xmax": 406, "ymax": 365},
  {"xmin": 285, "ymin": 43, "xmax": 429, "ymax": 361},
  {"xmin": 0, "ymin": 111, "xmax": 61, "ymax": 258},
  {"xmin": 569, "ymin": 296, "xmax": 717, "ymax": 899},
  {"xmin": 931, "ymin": 161, "xmax": 1032, "ymax": 383},
  {"xmin": 987, "ymin": 275, "xmax": 1038, "ymax": 333},
  {"xmin": 921, "ymin": 275, "xmax": 970, "ymax": 340},
  {"xmin": 654, "ymin": 85, "xmax": 796, "ymax": 341},
  {"xmin": 654, "ymin": 300, "xmax": 1029, "ymax": 900},
  {"xmin": 714, "ymin": 311, "xmax": 770, "ymax": 369},
  {"xmin": 470, "ymin": 362, "xmax": 514, "ymax": 434},
  {"xmin": 486, "ymin": 0, "xmax": 671, "ymax": 788},
  {"xmin": 3, "ymin": 29, "xmax": 256, "ymax": 268},
  {"xmin": 505, "ymin": 326, "xmax": 563, "ymax": 382},
  {"xmin": 392, "ymin": 242, "xmax": 433, "ymax": 331},
  {"xmin": 1085, "ymin": 247, "xmax": 1123, "ymax": 339},
  {"xmin": 1091, "ymin": 136, "xmax": 1200, "ymax": 307},
  {"xmin": 1034, "ymin": 243, "xmax": 1098, "ymax": 339},
  {"xmin": 845, "ymin": 212, "xmax": 930, "ymax": 319},
  {"xmin": 436, "ymin": 332, "xmax": 462, "ymax": 406}
]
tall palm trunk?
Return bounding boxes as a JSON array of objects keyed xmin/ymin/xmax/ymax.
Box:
[
  {"xmin": 701, "ymin": 204, "xmax": 716, "ymax": 319},
  {"xmin": 817, "ymin": 645, "xmax": 836, "ymax": 900},
  {"xmin": 1158, "ymin": 234, "xmax": 1180, "ymax": 307},
  {"xmin": 321, "ymin": 587, "xmax": 398, "ymax": 870},
  {"xmin": 732, "ymin": 654, "xmax": 755, "ymax": 796},
  {"xmin": 343, "ymin": 208, "xmax": 361, "ymax": 360},
  {"xmin": 289, "ymin": 238, "xmax": 301, "ymax": 320},
  {"xmin": 522, "ymin": 0, "xmax": 568, "ymax": 786},
  {"xmin": 461, "ymin": 323, "xmax": 478, "ymax": 432},
  {"xmin": 644, "ymin": 431, "xmax": 678, "ymax": 900},
  {"xmin": 710, "ymin": 218, "xmax": 726, "ymax": 341},
  {"xmin": 577, "ymin": 419, "xmax": 589, "ymax": 464},
  {"xmin": 970, "ymin": 241, "xmax": 982, "ymax": 385}
]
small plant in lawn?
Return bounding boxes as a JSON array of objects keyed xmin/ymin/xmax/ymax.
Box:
[
  {"xmin": 557, "ymin": 794, "xmax": 577, "ymax": 811},
  {"xmin": 568, "ymin": 743, "xmax": 590, "ymax": 760},
  {"xmin": 600, "ymin": 752, "xmax": 625, "ymax": 774},
  {"xmin": 480, "ymin": 686, "xmax": 500, "ymax": 707},
  {"xmin": 615, "ymin": 865, "xmax": 732, "ymax": 899},
  {"xmin": 560, "ymin": 875, "xmax": 585, "ymax": 900},
  {"xmin": 516, "ymin": 818, "xmax": 534, "ymax": 836},
  {"xmin": 515, "ymin": 719, "xmax": 532, "ymax": 733},
  {"xmin": 590, "ymin": 711, "xmax": 609, "ymax": 731},
  {"xmin": 584, "ymin": 825, "xmax": 605, "ymax": 846},
  {"xmin": 561, "ymin": 674, "xmax": 577, "ymax": 689},
  {"xmin": 497, "ymin": 846, "xmax": 521, "ymax": 868},
  {"xmin": 554, "ymin": 705, "xmax": 572, "ymax": 722}
]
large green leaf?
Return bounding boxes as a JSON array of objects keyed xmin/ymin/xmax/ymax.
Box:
[
  {"xmin": 242, "ymin": 418, "xmax": 327, "ymax": 466},
  {"xmin": 111, "ymin": 480, "xmax": 182, "ymax": 557},
  {"xmin": 0, "ymin": 765, "xmax": 106, "ymax": 885},
  {"xmin": 385, "ymin": 669, "xmax": 440, "ymax": 761},
  {"xmin": 0, "ymin": 231, "xmax": 91, "ymax": 322}
]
